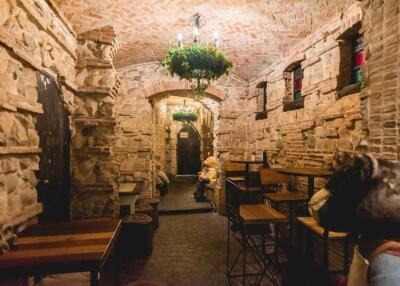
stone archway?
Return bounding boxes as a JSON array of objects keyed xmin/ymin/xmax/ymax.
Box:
[
  {"xmin": 146, "ymin": 85, "xmax": 223, "ymax": 211},
  {"xmin": 142, "ymin": 81, "xmax": 225, "ymax": 102}
]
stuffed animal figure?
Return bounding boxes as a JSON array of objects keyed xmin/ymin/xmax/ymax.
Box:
[{"xmin": 194, "ymin": 156, "xmax": 217, "ymax": 202}]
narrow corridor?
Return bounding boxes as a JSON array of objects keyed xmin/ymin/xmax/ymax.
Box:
[{"xmin": 159, "ymin": 179, "xmax": 213, "ymax": 213}]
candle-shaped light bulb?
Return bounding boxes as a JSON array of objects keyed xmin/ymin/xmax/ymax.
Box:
[
  {"xmin": 213, "ymin": 31, "xmax": 219, "ymax": 47},
  {"xmin": 177, "ymin": 33, "xmax": 183, "ymax": 48},
  {"xmin": 213, "ymin": 31, "xmax": 219, "ymax": 40},
  {"xmin": 177, "ymin": 33, "xmax": 183, "ymax": 41}
]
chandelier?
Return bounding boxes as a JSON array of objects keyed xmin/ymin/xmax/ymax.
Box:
[
  {"xmin": 172, "ymin": 100, "xmax": 198, "ymax": 122},
  {"xmin": 159, "ymin": 13, "xmax": 232, "ymax": 94}
]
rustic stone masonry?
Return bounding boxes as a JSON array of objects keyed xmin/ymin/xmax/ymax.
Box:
[
  {"xmin": 0, "ymin": 0, "xmax": 77, "ymax": 250},
  {"xmin": 70, "ymin": 26, "xmax": 121, "ymax": 218},
  {"xmin": 243, "ymin": 3, "xmax": 365, "ymax": 192},
  {"xmin": 360, "ymin": 0, "xmax": 400, "ymax": 161}
]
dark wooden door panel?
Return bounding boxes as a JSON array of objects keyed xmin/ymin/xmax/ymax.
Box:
[
  {"xmin": 36, "ymin": 72, "xmax": 70, "ymax": 222},
  {"xmin": 177, "ymin": 124, "xmax": 201, "ymax": 175}
]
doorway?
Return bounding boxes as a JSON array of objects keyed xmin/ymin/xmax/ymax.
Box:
[
  {"xmin": 36, "ymin": 72, "xmax": 71, "ymax": 222},
  {"xmin": 177, "ymin": 124, "xmax": 201, "ymax": 175}
]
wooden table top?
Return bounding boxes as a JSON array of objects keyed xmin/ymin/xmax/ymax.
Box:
[
  {"xmin": 240, "ymin": 204, "xmax": 287, "ymax": 224},
  {"xmin": 0, "ymin": 218, "xmax": 121, "ymax": 273},
  {"xmin": 278, "ymin": 167, "xmax": 333, "ymax": 177},
  {"xmin": 226, "ymin": 176, "xmax": 246, "ymax": 182},
  {"xmin": 231, "ymin": 160, "xmax": 263, "ymax": 164},
  {"xmin": 263, "ymin": 192, "xmax": 308, "ymax": 203}
]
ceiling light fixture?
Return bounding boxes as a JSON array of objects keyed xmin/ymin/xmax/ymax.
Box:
[{"xmin": 159, "ymin": 13, "xmax": 232, "ymax": 95}]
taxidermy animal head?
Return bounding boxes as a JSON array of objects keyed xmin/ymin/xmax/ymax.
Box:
[{"xmin": 312, "ymin": 153, "xmax": 400, "ymax": 239}]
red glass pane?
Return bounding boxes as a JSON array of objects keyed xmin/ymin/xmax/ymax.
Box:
[
  {"xmin": 294, "ymin": 79, "xmax": 302, "ymax": 91},
  {"xmin": 354, "ymin": 51, "xmax": 365, "ymax": 67}
]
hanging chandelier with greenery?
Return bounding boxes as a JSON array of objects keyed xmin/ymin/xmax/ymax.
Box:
[
  {"xmin": 171, "ymin": 102, "xmax": 199, "ymax": 122},
  {"xmin": 159, "ymin": 13, "xmax": 233, "ymax": 93},
  {"xmin": 172, "ymin": 111, "xmax": 199, "ymax": 122}
]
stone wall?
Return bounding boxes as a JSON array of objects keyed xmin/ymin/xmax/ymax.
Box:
[
  {"xmin": 70, "ymin": 26, "xmax": 121, "ymax": 218},
  {"xmin": 360, "ymin": 0, "xmax": 400, "ymax": 161},
  {"xmin": 243, "ymin": 3, "xmax": 365, "ymax": 192},
  {"xmin": 0, "ymin": 0, "xmax": 77, "ymax": 250}
]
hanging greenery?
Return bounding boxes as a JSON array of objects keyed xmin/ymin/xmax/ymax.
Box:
[
  {"xmin": 172, "ymin": 111, "xmax": 199, "ymax": 122},
  {"xmin": 159, "ymin": 44, "xmax": 233, "ymax": 93}
]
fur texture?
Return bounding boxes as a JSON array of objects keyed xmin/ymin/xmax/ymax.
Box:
[{"xmin": 318, "ymin": 153, "xmax": 400, "ymax": 239}]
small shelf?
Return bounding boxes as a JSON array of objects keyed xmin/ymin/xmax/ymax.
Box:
[
  {"xmin": 72, "ymin": 183, "xmax": 115, "ymax": 192},
  {"xmin": 255, "ymin": 111, "xmax": 268, "ymax": 120},
  {"xmin": 0, "ymin": 146, "xmax": 42, "ymax": 155},
  {"xmin": 283, "ymin": 97, "xmax": 304, "ymax": 112}
]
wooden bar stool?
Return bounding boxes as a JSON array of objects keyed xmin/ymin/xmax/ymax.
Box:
[
  {"xmin": 297, "ymin": 217, "xmax": 350, "ymax": 276},
  {"xmin": 260, "ymin": 167, "xmax": 307, "ymax": 240},
  {"xmin": 227, "ymin": 203, "xmax": 287, "ymax": 286}
]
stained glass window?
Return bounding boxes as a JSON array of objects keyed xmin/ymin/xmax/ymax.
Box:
[
  {"xmin": 352, "ymin": 35, "xmax": 364, "ymax": 83},
  {"xmin": 293, "ymin": 65, "xmax": 303, "ymax": 100}
]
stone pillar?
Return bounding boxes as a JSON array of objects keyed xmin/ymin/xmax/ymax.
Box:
[{"xmin": 70, "ymin": 26, "xmax": 121, "ymax": 218}]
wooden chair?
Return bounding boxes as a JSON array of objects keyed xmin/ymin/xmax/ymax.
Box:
[
  {"xmin": 224, "ymin": 161, "xmax": 246, "ymax": 181},
  {"xmin": 259, "ymin": 167, "xmax": 292, "ymax": 192},
  {"xmin": 297, "ymin": 216, "xmax": 350, "ymax": 276}
]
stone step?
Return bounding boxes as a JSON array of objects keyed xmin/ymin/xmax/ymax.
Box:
[
  {"xmin": 159, "ymin": 206, "xmax": 213, "ymax": 215},
  {"xmin": 172, "ymin": 175, "xmax": 198, "ymax": 182}
]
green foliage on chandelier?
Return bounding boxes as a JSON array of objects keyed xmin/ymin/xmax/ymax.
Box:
[
  {"xmin": 172, "ymin": 111, "xmax": 199, "ymax": 122},
  {"xmin": 159, "ymin": 44, "xmax": 233, "ymax": 92}
]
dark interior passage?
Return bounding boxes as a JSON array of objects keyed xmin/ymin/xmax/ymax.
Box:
[{"xmin": 159, "ymin": 178, "xmax": 213, "ymax": 213}]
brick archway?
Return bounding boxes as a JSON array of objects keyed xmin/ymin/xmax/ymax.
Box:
[{"xmin": 142, "ymin": 80, "xmax": 225, "ymax": 102}]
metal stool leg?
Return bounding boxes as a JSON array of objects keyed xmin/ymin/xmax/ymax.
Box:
[
  {"xmin": 323, "ymin": 229, "xmax": 329, "ymax": 273},
  {"xmin": 226, "ymin": 218, "xmax": 231, "ymax": 281},
  {"xmin": 274, "ymin": 224, "xmax": 280, "ymax": 264},
  {"xmin": 242, "ymin": 231, "xmax": 247, "ymax": 285},
  {"xmin": 343, "ymin": 234, "xmax": 350, "ymax": 274}
]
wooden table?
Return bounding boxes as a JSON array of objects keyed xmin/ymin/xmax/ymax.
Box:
[
  {"xmin": 231, "ymin": 160, "xmax": 263, "ymax": 183},
  {"xmin": 0, "ymin": 218, "xmax": 122, "ymax": 286},
  {"xmin": 278, "ymin": 167, "xmax": 333, "ymax": 200},
  {"xmin": 264, "ymin": 192, "xmax": 308, "ymax": 240},
  {"xmin": 228, "ymin": 204, "xmax": 286, "ymax": 285},
  {"xmin": 240, "ymin": 204, "xmax": 287, "ymax": 225}
]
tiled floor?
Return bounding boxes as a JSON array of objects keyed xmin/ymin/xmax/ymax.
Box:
[
  {"xmin": 122, "ymin": 213, "xmax": 282, "ymax": 286},
  {"xmin": 159, "ymin": 180, "xmax": 213, "ymax": 213}
]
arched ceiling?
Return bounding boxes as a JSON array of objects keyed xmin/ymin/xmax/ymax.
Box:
[{"xmin": 55, "ymin": 0, "xmax": 350, "ymax": 80}]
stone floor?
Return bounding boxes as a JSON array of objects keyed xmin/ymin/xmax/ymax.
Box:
[
  {"xmin": 159, "ymin": 180, "xmax": 213, "ymax": 213},
  {"xmin": 121, "ymin": 213, "xmax": 282, "ymax": 286}
]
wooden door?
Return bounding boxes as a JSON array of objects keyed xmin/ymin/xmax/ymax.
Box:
[
  {"xmin": 177, "ymin": 124, "xmax": 201, "ymax": 175},
  {"xmin": 36, "ymin": 72, "xmax": 70, "ymax": 222}
]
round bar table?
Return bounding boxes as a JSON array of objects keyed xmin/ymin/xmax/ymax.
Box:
[{"xmin": 278, "ymin": 167, "xmax": 333, "ymax": 200}]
